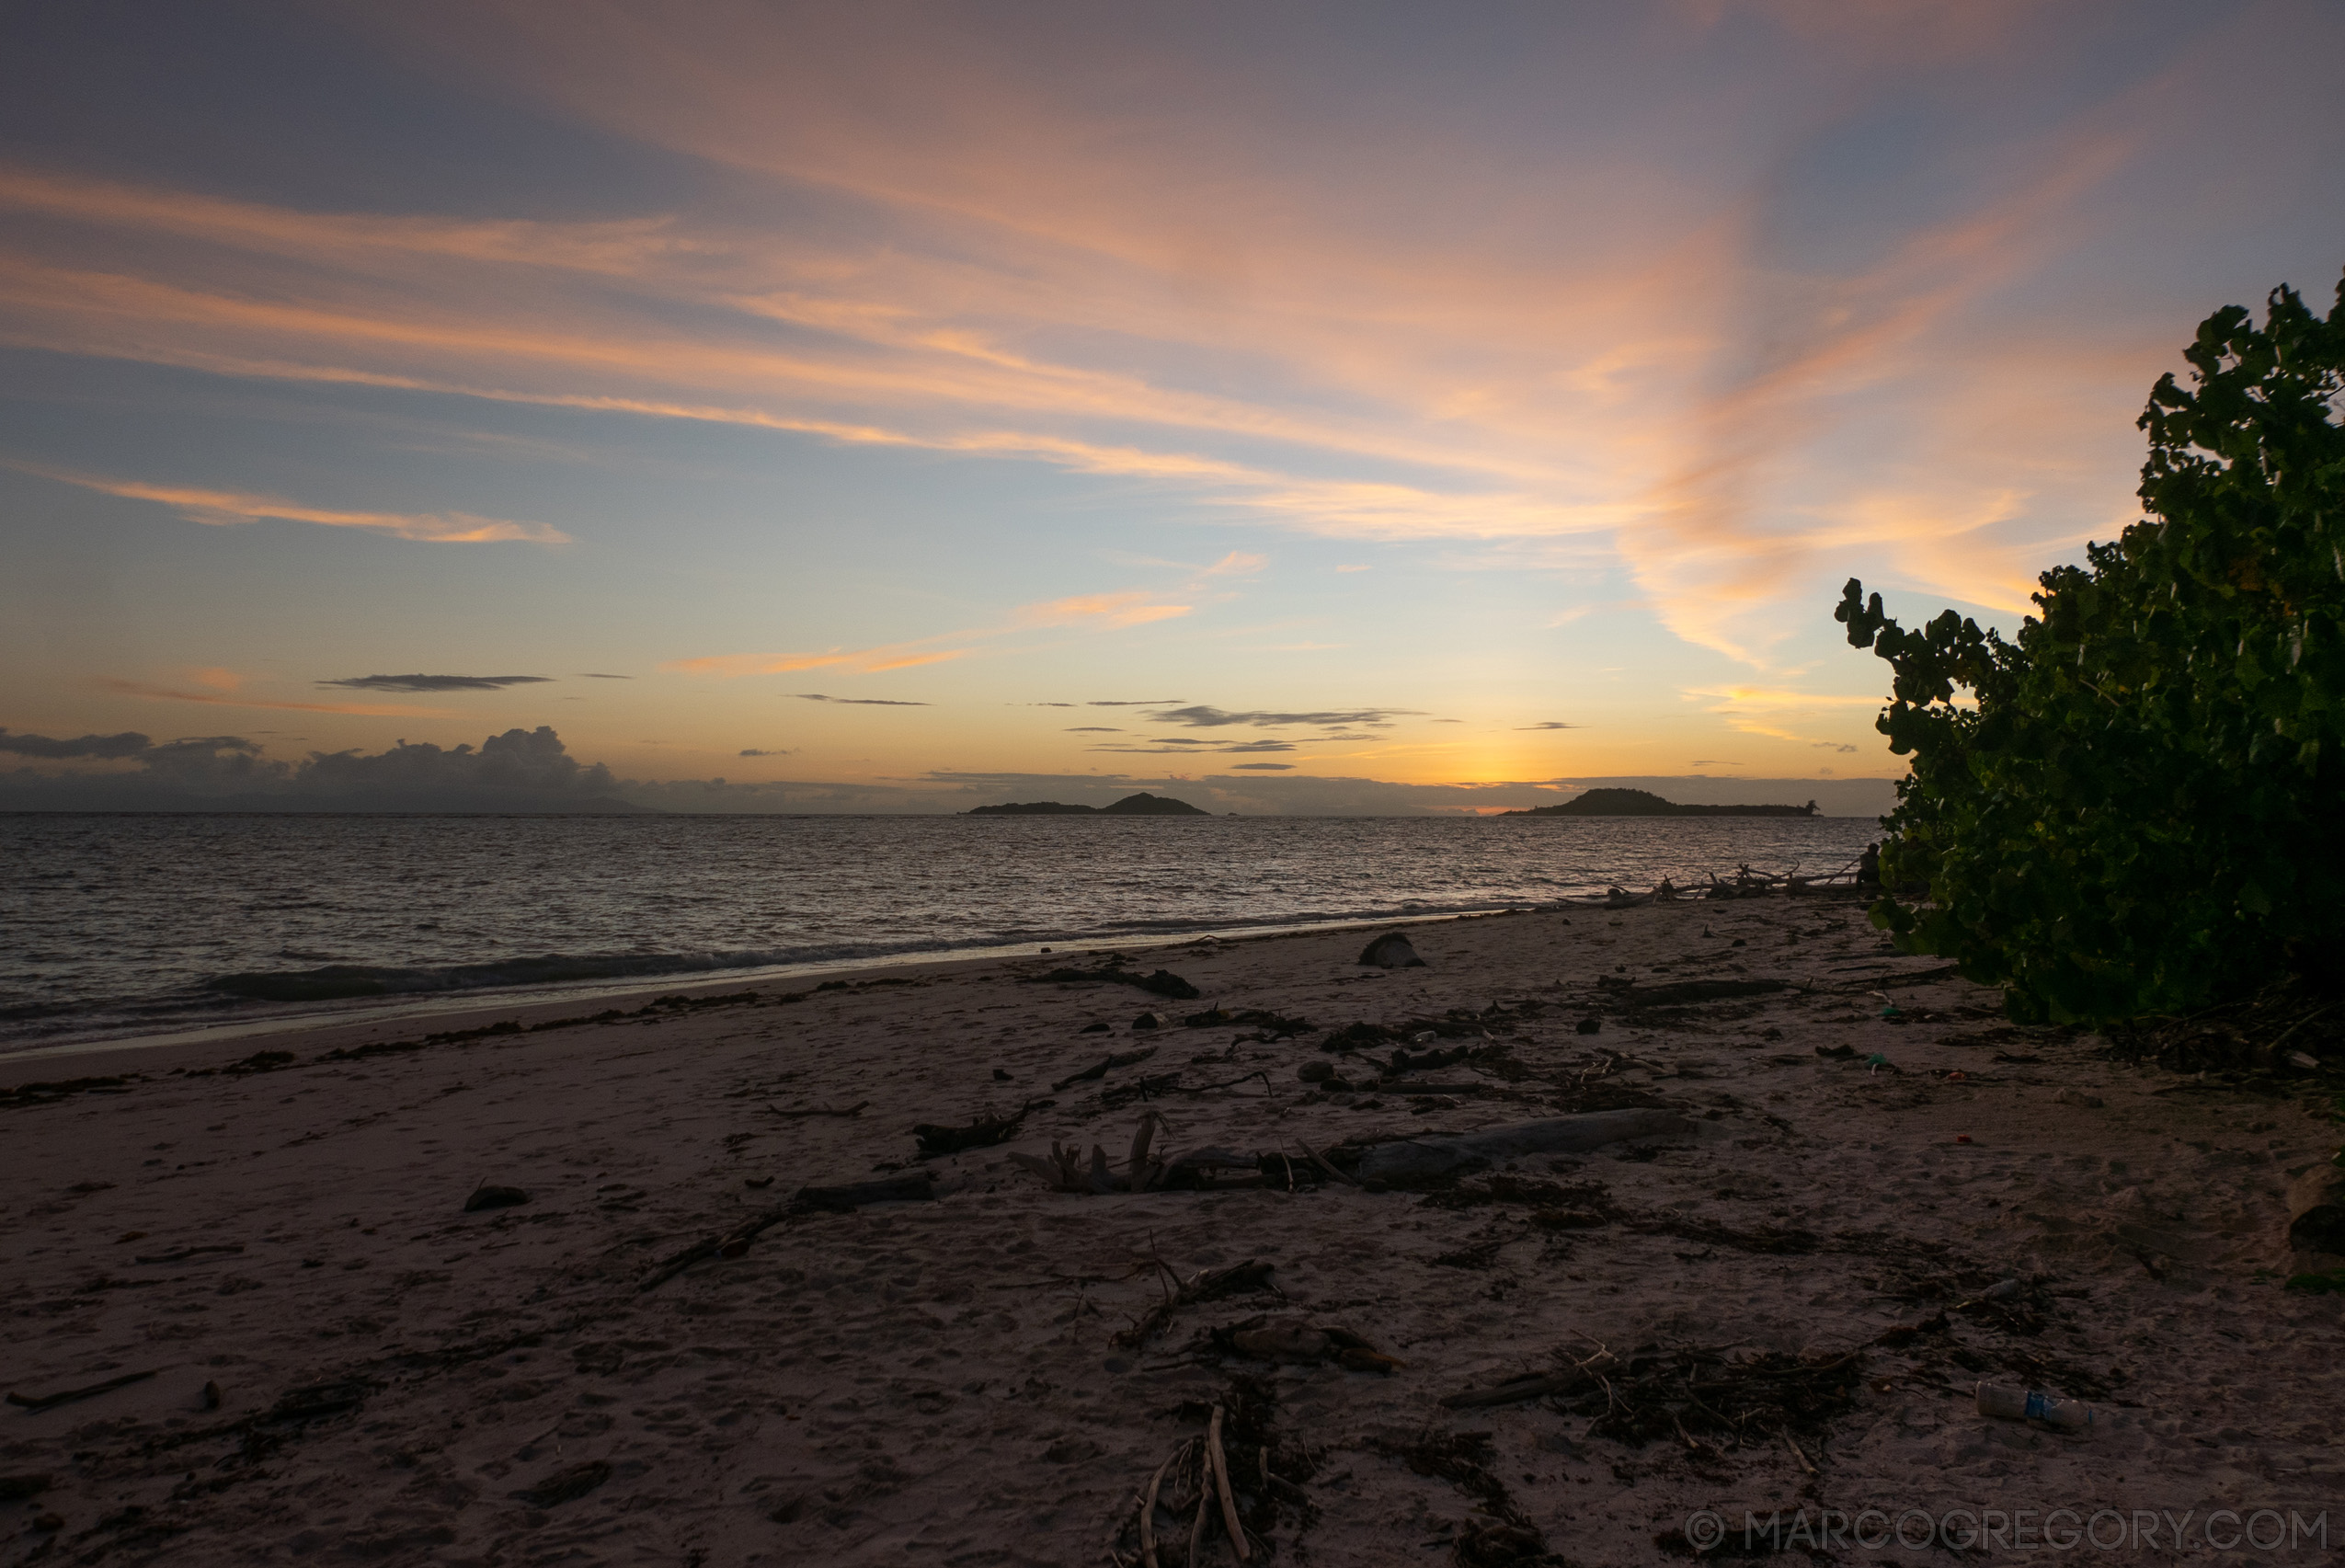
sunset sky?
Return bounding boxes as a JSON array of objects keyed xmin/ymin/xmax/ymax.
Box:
[{"xmin": 4, "ymin": 1, "xmax": 2342, "ymax": 811}]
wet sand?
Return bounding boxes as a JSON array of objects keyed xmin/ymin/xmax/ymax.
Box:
[{"xmin": 3, "ymin": 902, "xmax": 2340, "ymax": 1564}]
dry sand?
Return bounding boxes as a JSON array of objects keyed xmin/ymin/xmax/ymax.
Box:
[{"xmin": 3, "ymin": 902, "xmax": 2341, "ymax": 1566}]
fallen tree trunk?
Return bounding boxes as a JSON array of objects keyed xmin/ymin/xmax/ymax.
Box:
[{"xmin": 1354, "ymin": 1108, "xmax": 1695, "ymax": 1182}]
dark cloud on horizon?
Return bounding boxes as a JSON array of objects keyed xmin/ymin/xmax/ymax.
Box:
[
  {"xmin": 738, "ymin": 748, "xmax": 790, "ymax": 757},
  {"xmin": 1088, "ymin": 738, "xmax": 1295, "ymax": 754},
  {"xmin": 1431, "ymin": 718, "xmax": 1464, "ymax": 724},
  {"xmin": 0, "ymin": 727, "xmax": 154, "ymax": 759},
  {"xmin": 320, "ymin": 674, "xmax": 554, "ymax": 692},
  {"xmin": 1146, "ymin": 704, "xmax": 1416, "ymax": 728},
  {"xmin": 0, "ymin": 726, "xmax": 629, "ymax": 810},
  {"xmin": 795, "ymin": 693, "xmax": 930, "ymax": 706},
  {"xmin": 578, "ymin": 673, "xmax": 632, "ymax": 679},
  {"xmin": 1515, "ymin": 721, "xmax": 1577, "ymax": 730},
  {"xmin": 1, "ymin": 727, "xmax": 1900, "ymax": 818},
  {"xmin": 1086, "ymin": 698, "xmax": 1184, "ymax": 705},
  {"xmin": 1064, "ymin": 727, "xmax": 1120, "ymax": 732}
]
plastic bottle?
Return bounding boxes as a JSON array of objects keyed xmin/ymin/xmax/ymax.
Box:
[{"xmin": 1975, "ymin": 1382, "xmax": 2096, "ymax": 1430}]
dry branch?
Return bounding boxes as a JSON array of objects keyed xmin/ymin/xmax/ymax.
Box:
[
  {"xmin": 6, "ymin": 1369, "xmax": 159, "ymax": 1413},
  {"xmin": 1207, "ymin": 1404, "xmax": 1251, "ymax": 1562}
]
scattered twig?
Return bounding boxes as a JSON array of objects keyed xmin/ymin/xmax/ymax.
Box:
[
  {"xmin": 1183, "ymin": 1070, "xmax": 1272, "ymax": 1095},
  {"xmin": 1139, "ymin": 1442, "xmax": 1184, "ymax": 1568},
  {"xmin": 1295, "ymin": 1139, "xmax": 1359, "ymax": 1187},
  {"xmin": 1785, "ymin": 1431, "xmax": 1818, "ymax": 1474},
  {"xmin": 764, "ymin": 1100, "xmax": 868, "ymax": 1119},
  {"xmin": 1439, "ymin": 1370, "xmax": 1588, "ymax": 1409},
  {"xmin": 1054, "ymin": 1047, "xmax": 1161, "ymax": 1093},
  {"xmin": 639, "ymin": 1207, "xmax": 793, "ymax": 1292},
  {"xmin": 132, "ymin": 1245, "xmax": 244, "ymax": 1265},
  {"xmin": 1207, "ymin": 1403, "xmax": 1250, "ymax": 1562},
  {"xmin": 1115, "ymin": 1259, "xmax": 1279, "ymax": 1349},
  {"xmin": 795, "ymin": 1172, "xmax": 938, "ymax": 1212},
  {"xmin": 6, "ymin": 1369, "xmax": 159, "ymax": 1413},
  {"xmin": 638, "ymin": 1172, "xmax": 935, "ymax": 1289}
]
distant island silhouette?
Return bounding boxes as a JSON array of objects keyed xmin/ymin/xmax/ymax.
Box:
[
  {"xmin": 966, "ymin": 792, "xmax": 1209, "ymax": 817},
  {"xmin": 1501, "ymin": 786, "xmax": 1817, "ymax": 818}
]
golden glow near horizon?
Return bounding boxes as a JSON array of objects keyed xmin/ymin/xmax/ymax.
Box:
[{"xmin": 3, "ymin": 2, "xmax": 2341, "ymax": 809}]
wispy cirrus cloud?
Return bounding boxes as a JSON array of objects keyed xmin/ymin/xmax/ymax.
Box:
[
  {"xmin": 1011, "ymin": 591, "xmax": 1191, "ymax": 630},
  {"xmin": 10, "ymin": 464, "xmax": 568, "ymax": 544},
  {"xmin": 0, "ymin": 1, "xmax": 2285, "ymax": 679}
]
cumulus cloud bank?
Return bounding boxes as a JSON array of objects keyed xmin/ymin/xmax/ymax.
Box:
[
  {"xmin": 1, "ymin": 726, "xmax": 1901, "ymax": 818},
  {"xmin": 0, "ymin": 726, "xmax": 635, "ymax": 811},
  {"xmin": 0, "ymin": 727, "xmax": 154, "ymax": 760}
]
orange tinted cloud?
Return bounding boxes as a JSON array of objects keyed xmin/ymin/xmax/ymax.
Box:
[
  {"xmin": 0, "ymin": 6, "xmax": 2213, "ymax": 669},
  {"xmin": 15, "ymin": 464, "xmax": 567, "ymax": 544},
  {"xmin": 1012, "ymin": 592, "xmax": 1190, "ymax": 630}
]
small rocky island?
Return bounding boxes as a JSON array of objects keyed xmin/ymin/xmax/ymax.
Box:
[
  {"xmin": 1502, "ymin": 786, "xmax": 1817, "ymax": 818},
  {"xmin": 966, "ymin": 792, "xmax": 1210, "ymax": 817}
]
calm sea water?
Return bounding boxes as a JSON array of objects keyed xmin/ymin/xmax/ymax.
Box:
[{"xmin": 0, "ymin": 813, "xmax": 1879, "ymax": 1055}]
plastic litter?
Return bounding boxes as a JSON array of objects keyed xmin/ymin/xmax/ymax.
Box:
[{"xmin": 1976, "ymin": 1381, "xmax": 2097, "ymax": 1430}]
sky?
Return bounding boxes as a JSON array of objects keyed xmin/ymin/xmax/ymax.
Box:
[{"xmin": 3, "ymin": 0, "xmax": 2341, "ymax": 813}]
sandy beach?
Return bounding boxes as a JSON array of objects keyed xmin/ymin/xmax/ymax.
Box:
[{"xmin": 4, "ymin": 901, "xmax": 2340, "ymax": 1565}]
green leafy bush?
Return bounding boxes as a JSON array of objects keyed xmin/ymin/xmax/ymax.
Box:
[{"xmin": 1837, "ymin": 277, "xmax": 2345, "ymax": 1024}]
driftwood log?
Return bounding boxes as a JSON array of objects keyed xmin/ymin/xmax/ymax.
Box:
[{"xmin": 1354, "ymin": 1108, "xmax": 1695, "ymax": 1182}]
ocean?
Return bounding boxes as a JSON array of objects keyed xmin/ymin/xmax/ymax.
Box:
[{"xmin": 0, "ymin": 812, "xmax": 1881, "ymax": 1057}]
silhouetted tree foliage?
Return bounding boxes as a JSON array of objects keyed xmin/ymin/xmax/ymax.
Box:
[{"xmin": 1838, "ymin": 277, "xmax": 2345, "ymax": 1024}]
